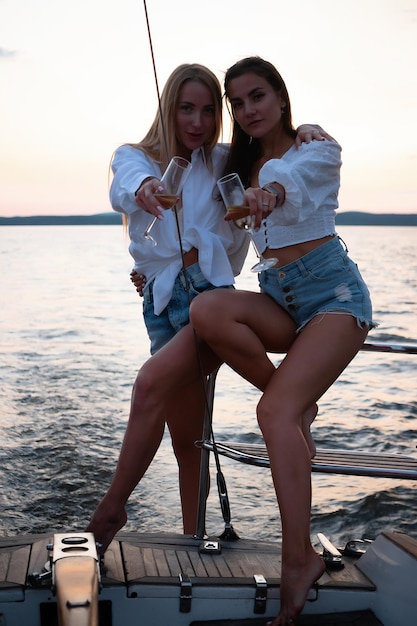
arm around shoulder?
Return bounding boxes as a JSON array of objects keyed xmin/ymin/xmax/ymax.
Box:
[{"xmin": 295, "ymin": 124, "xmax": 337, "ymax": 145}]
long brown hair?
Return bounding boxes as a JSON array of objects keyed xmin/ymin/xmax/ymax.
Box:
[{"xmin": 223, "ymin": 56, "xmax": 296, "ymax": 186}]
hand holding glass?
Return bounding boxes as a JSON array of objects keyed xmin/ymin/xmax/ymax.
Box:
[
  {"xmin": 217, "ymin": 173, "xmax": 278, "ymax": 272},
  {"xmin": 141, "ymin": 156, "xmax": 192, "ymax": 247}
]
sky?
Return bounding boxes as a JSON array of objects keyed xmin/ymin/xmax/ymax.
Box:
[{"xmin": 0, "ymin": 0, "xmax": 416, "ymax": 217}]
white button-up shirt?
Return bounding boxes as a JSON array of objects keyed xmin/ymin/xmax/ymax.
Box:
[{"xmin": 110, "ymin": 144, "xmax": 249, "ymax": 315}]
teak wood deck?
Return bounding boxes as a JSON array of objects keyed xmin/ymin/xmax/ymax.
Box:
[
  {"xmin": 0, "ymin": 531, "xmax": 379, "ymax": 591},
  {"xmin": 102, "ymin": 532, "xmax": 374, "ymax": 590}
]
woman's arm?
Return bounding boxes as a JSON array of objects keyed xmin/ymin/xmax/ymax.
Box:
[
  {"xmin": 109, "ymin": 146, "xmax": 161, "ymax": 215},
  {"xmin": 259, "ymin": 141, "xmax": 342, "ymax": 225}
]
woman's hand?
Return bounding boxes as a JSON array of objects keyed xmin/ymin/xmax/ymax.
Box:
[
  {"xmin": 245, "ymin": 187, "xmax": 274, "ymax": 230},
  {"xmin": 225, "ymin": 186, "xmax": 283, "ymax": 230},
  {"xmin": 135, "ymin": 178, "xmax": 165, "ymax": 220},
  {"xmin": 130, "ymin": 270, "xmax": 147, "ymax": 297},
  {"xmin": 295, "ymin": 124, "xmax": 336, "ymax": 147}
]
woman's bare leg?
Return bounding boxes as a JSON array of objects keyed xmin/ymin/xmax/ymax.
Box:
[
  {"xmin": 190, "ymin": 290, "xmax": 318, "ymax": 458},
  {"xmin": 166, "ymin": 380, "xmax": 207, "ymax": 534},
  {"xmin": 86, "ymin": 325, "xmax": 219, "ymax": 552},
  {"xmin": 258, "ymin": 315, "xmax": 368, "ymax": 625},
  {"xmin": 191, "ymin": 291, "xmax": 368, "ymax": 623},
  {"xmin": 191, "ymin": 289, "xmax": 296, "ymax": 387}
]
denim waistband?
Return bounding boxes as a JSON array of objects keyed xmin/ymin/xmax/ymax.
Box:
[{"xmin": 282, "ymin": 236, "xmax": 346, "ymax": 276}]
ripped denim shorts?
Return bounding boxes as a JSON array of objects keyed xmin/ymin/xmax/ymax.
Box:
[{"xmin": 259, "ymin": 236, "xmax": 376, "ymax": 333}]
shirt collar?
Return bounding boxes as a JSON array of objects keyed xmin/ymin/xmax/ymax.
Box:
[{"xmin": 190, "ymin": 146, "xmax": 207, "ymax": 166}]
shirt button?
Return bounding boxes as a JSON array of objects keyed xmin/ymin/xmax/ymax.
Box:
[
  {"xmin": 279, "ymin": 272, "xmax": 286, "ymax": 279},
  {"xmin": 283, "ymin": 286, "xmax": 291, "ymax": 293},
  {"xmin": 285, "ymin": 295, "xmax": 293, "ymax": 303}
]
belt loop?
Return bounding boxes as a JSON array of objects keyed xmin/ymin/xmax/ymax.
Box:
[{"xmin": 295, "ymin": 258, "xmax": 309, "ymax": 278}]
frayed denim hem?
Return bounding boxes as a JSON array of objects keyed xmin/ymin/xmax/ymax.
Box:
[{"xmin": 296, "ymin": 310, "xmax": 378, "ymax": 334}]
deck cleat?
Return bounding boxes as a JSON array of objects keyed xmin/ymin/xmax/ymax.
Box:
[
  {"xmin": 317, "ymin": 532, "xmax": 344, "ymax": 569},
  {"xmin": 342, "ymin": 538, "xmax": 373, "ymax": 558}
]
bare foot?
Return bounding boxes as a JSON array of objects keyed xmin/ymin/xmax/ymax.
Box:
[
  {"xmin": 301, "ymin": 404, "xmax": 318, "ymax": 459},
  {"xmin": 86, "ymin": 500, "xmax": 127, "ymax": 554},
  {"xmin": 268, "ymin": 549, "xmax": 325, "ymax": 625}
]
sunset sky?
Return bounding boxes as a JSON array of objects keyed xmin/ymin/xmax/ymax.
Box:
[{"xmin": 1, "ymin": 0, "xmax": 416, "ymax": 217}]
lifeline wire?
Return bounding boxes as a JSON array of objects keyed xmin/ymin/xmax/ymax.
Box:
[
  {"xmin": 142, "ymin": 0, "xmax": 169, "ymax": 161},
  {"xmin": 142, "ymin": 0, "xmax": 188, "ymax": 277},
  {"xmin": 141, "ymin": 0, "xmax": 238, "ymax": 540}
]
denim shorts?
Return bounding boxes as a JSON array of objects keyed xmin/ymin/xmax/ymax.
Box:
[
  {"xmin": 143, "ymin": 262, "xmax": 233, "ymax": 354},
  {"xmin": 259, "ymin": 236, "xmax": 376, "ymax": 333}
]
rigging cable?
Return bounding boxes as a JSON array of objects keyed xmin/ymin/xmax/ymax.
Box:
[{"xmin": 142, "ymin": 0, "xmax": 238, "ymax": 541}]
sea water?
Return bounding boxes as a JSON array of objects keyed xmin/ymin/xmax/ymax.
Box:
[{"xmin": 0, "ymin": 225, "xmax": 416, "ymax": 548}]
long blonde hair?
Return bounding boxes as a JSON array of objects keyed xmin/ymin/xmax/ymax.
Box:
[
  {"xmin": 117, "ymin": 64, "xmax": 223, "ymax": 230},
  {"xmin": 130, "ymin": 63, "xmax": 223, "ymax": 169}
]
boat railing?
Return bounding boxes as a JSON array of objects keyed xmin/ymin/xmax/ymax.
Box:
[{"xmin": 195, "ymin": 341, "xmax": 417, "ymax": 539}]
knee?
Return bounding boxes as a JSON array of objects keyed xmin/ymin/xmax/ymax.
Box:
[
  {"xmin": 190, "ymin": 291, "xmax": 221, "ymax": 336},
  {"xmin": 131, "ymin": 363, "xmax": 160, "ymax": 411},
  {"xmin": 171, "ymin": 438, "xmax": 201, "ymax": 466},
  {"xmin": 256, "ymin": 396, "xmax": 288, "ymax": 444},
  {"xmin": 257, "ymin": 395, "xmax": 304, "ymax": 446},
  {"xmin": 256, "ymin": 398, "xmax": 275, "ymax": 441}
]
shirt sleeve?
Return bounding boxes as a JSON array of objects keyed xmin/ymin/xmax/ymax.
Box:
[
  {"xmin": 109, "ymin": 146, "xmax": 162, "ymax": 216},
  {"xmin": 259, "ymin": 141, "xmax": 342, "ymax": 226}
]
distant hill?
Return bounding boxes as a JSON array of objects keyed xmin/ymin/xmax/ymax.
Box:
[
  {"xmin": 0, "ymin": 213, "xmax": 123, "ymax": 226},
  {"xmin": 0, "ymin": 212, "xmax": 416, "ymax": 226},
  {"xmin": 335, "ymin": 212, "xmax": 417, "ymax": 226}
]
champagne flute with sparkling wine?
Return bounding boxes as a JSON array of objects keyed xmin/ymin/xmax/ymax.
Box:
[
  {"xmin": 217, "ymin": 173, "xmax": 278, "ymax": 272},
  {"xmin": 141, "ymin": 156, "xmax": 192, "ymax": 247}
]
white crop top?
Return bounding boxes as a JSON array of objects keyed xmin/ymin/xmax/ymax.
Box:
[{"xmin": 253, "ymin": 139, "xmax": 342, "ymax": 252}]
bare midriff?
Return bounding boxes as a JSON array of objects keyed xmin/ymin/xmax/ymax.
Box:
[
  {"xmin": 182, "ymin": 247, "xmax": 199, "ymax": 268},
  {"xmin": 262, "ymin": 235, "xmax": 335, "ymax": 268}
]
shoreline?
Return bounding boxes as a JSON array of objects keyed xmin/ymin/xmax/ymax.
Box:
[{"xmin": 0, "ymin": 211, "xmax": 416, "ymax": 226}]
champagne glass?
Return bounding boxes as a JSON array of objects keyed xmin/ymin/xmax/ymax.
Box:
[
  {"xmin": 217, "ymin": 173, "xmax": 278, "ymax": 272},
  {"xmin": 141, "ymin": 156, "xmax": 192, "ymax": 247}
]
